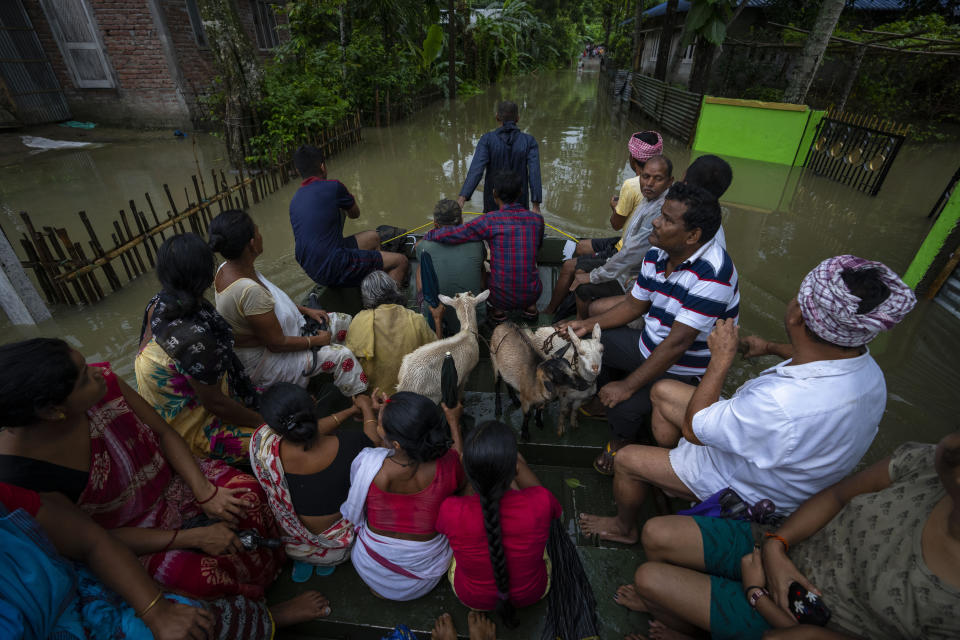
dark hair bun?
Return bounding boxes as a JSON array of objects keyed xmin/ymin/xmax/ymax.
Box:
[{"xmin": 260, "ymin": 382, "xmax": 319, "ymax": 447}]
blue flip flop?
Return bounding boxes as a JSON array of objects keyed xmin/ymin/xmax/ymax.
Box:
[
  {"xmin": 315, "ymin": 564, "xmax": 336, "ymax": 577},
  {"xmin": 291, "ymin": 560, "xmax": 314, "ymax": 583}
]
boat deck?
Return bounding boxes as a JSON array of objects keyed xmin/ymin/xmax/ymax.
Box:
[{"xmin": 269, "ymin": 236, "xmax": 658, "ymax": 638}]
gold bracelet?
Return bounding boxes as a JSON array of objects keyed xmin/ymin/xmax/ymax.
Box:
[
  {"xmin": 306, "ymin": 336, "xmax": 312, "ymax": 349},
  {"xmin": 332, "ymin": 413, "xmax": 341, "ymax": 425},
  {"xmin": 137, "ymin": 592, "xmax": 164, "ymax": 618},
  {"xmin": 365, "ymin": 419, "xmax": 378, "ymax": 425}
]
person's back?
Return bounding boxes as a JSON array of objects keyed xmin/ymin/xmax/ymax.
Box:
[
  {"xmin": 416, "ymin": 200, "xmax": 485, "ymax": 334},
  {"xmin": 290, "ymin": 178, "xmax": 356, "ymax": 284}
]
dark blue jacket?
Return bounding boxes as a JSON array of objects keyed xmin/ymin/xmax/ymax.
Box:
[{"xmin": 459, "ymin": 121, "xmax": 542, "ymax": 212}]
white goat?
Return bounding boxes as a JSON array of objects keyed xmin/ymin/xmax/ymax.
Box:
[
  {"xmin": 396, "ymin": 290, "xmax": 489, "ymax": 403},
  {"xmin": 489, "ymin": 322, "xmax": 586, "ymax": 442},
  {"xmin": 529, "ymin": 324, "xmax": 603, "ymax": 436}
]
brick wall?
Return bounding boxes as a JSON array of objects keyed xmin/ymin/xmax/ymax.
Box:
[{"xmin": 23, "ymin": 0, "xmax": 283, "ymax": 129}]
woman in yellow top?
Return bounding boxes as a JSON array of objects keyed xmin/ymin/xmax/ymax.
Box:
[
  {"xmin": 135, "ymin": 233, "xmax": 261, "ymax": 463},
  {"xmin": 209, "ymin": 209, "xmax": 367, "ymax": 396},
  {"xmin": 345, "ymin": 270, "xmax": 437, "ymax": 395}
]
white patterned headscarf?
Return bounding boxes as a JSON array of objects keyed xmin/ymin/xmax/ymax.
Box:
[{"xmin": 797, "ymin": 255, "xmax": 916, "ymax": 348}]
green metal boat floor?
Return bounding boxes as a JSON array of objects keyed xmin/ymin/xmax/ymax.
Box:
[{"xmin": 270, "ymin": 465, "xmax": 654, "ymax": 639}]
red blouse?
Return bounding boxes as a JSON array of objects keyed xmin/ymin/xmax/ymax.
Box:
[
  {"xmin": 0, "ymin": 481, "xmax": 41, "ymax": 516},
  {"xmin": 366, "ymin": 449, "xmax": 464, "ymax": 535},
  {"xmin": 435, "ymin": 485, "xmax": 561, "ymax": 611}
]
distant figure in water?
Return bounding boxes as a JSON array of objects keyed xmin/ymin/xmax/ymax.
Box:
[
  {"xmin": 289, "ymin": 144, "xmax": 408, "ymax": 286},
  {"xmin": 458, "ymin": 100, "xmax": 542, "ymax": 214}
]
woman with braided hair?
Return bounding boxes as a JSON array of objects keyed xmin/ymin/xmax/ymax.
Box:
[
  {"xmin": 341, "ymin": 391, "xmax": 465, "ymax": 600},
  {"xmin": 436, "ymin": 421, "xmax": 561, "ymax": 626}
]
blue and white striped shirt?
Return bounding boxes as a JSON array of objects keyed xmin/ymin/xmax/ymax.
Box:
[{"xmin": 630, "ymin": 238, "xmax": 740, "ymax": 376}]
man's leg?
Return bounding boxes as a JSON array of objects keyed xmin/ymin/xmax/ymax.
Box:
[
  {"xmin": 351, "ymin": 230, "xmax": 380, "ymax": 251},
  {"xmin": 588, "ymin": 294, "xmax": 626, "ymax": 317},
  {"xmin": 650, "ymin": 380, "xmax": 696, "ymax": 448},
  {"xmin": 579, "ymin": 444, "xmax": 695, "ymax": 543},
  {"xmin": 574, "ymin": 239, "xmax": 595, "ymax": 256},
  {"xmin": 380, "ymin": 251, "xmax": 409, "ymax": 286},
  {"xmin": 544, "ymin": 257, "xmax": 578, "ymax": 314}
]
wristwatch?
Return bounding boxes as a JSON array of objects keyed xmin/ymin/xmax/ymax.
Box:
[{"xmin": 747, "ymin": 587, "xmax": 770, "ymax": 609}]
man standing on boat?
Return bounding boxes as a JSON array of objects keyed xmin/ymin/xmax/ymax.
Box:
[
  {"xmin": 559, "ymin": 182, "xmax": 738, "ymax": 476},
  {"xmin": 577, "ymin": 255, "xmax": 916, "ymax": 544},
  {"xmin": 289, "ymin": 145, "xmax": 408, "ymax": 287},
  {"xmin": 458, "ymin": 101, "xmax": 542, "ymax": 214}
]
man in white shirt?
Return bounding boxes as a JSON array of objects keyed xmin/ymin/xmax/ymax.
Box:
[{"xmin": 580, "ymin": 255, "xmax": 916, "ymax": 543}]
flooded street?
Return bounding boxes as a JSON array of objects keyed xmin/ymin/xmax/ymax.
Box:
[{"xmin": 1, "ymin": 69, "xmax": 957, "ymax": 463}]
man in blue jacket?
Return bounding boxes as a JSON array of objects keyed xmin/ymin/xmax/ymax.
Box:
[{"xmin": 457, "ymin": 101, "xmax": 543, "ymax": 214}]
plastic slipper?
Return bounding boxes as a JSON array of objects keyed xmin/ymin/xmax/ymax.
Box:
[
  {"xmin": 315, "ymin": 564, "xmax": 336, "ymax": 577},
  {"xmin": 579, "ymin": 405, "xmax": 607, "ymax": 420},
  {"xmin": 593, "ymin": 442, "xmax": 619, "ymax": 476},
  {"xmin": 291, "ymin": 560, "xmax": 314, "ymax": 583}
]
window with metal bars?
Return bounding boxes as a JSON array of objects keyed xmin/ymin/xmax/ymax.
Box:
[{"xmin": 251, "ymin": 0, "xmax": 279, "ymax": 50}]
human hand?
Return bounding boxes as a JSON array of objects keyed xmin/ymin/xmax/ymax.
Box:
[
  {"xmin": 610, "ymin": 195, "xmax": 619, "ymax": 210},
  {"xmin": 353, "ymin": 393, "xmax": 373, "ymax": 413},
  {"xmin": 457, "ymin": 195, "xmax": 467, "ymax": 208},
  {"xmin": 762, "ymin": 538, "xmax": 820, "ymax": 613},
  {"xmin": 707, "ymin": 319, "xmax": 740, "ymax": 363},
  {"xmin": 569, "ymin": 272, "xmax": 591, "ymax": 292},
  {"xmin": 440, "ymin": 401, "xmax": 464, "ymax": 427},
  {"xmin": 739, "ymin": 335, "xmax": 769, "ymax": 359},
  {"xmin": 304, "ymin": 308, "xmax": 330, "ymax": 326},
  {"xmin": 143, "ymin": 598, "xmax": 214, "ymax": 640},
  {"xmin": 554, "ymin": 319, "xmax": 590, "ymax": 338},
  {"xmin": 313, "ymin": 330, "xmax": 332, "ymax": 347},
  {"xmin": 198, "ymin": 484, "xmax": 252, "ymax": 526},
  {"xmin": 369, "ymin": 387, "xmax": 390, "ymax": 412},
  {"xmin": 531, "ymin": 202, "xmax": 542, "ymax": 215},
  {"xmin": 598, "ymin": 380, "xmax": 634, "ymax": 407},
  {"xmin": 192, "ymin": 522, "xmax": 243, "ymax": 556},
  {"xmin": 741, "ymin": 547, "xmax": 766, "ymax": 590}
]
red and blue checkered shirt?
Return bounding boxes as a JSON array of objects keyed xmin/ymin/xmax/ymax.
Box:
[{"xmin": 424, "ymin": 203, "xmax": 544, "ymax": 310}]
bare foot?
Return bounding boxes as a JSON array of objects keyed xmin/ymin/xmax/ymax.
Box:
[
  {"xmin": 270, "ymin": 591, "xmax": 331, "ymax": 626},
  {"xmin": 468, "ymin": 611, "xmax": 496, "ymax": 640},
  {"xmin": 648, "ymin": 620, "xmax": 698, "ymax": 640},
  {"xmin": 431, "ymin": 613, "xmax": 457, "ymax": 640},
  {"xmin": 614, "ymin": 584, "xmax": 648, "ymax": 612},
  {"xmin": 579, "ymin": 513, "xmax": 638, "ymax": 544}
]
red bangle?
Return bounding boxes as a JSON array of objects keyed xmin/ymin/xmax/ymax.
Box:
[
  {"xmin": 161, "ymin": 529, "xmax": 179, "ymax": 552},
  {"xmin": 196, "ymin": 485, "xmax": 219, "ymax": 505},
  {"xmin": 764, "ymin": 532, "xmax": 789, "ymax": 552}
]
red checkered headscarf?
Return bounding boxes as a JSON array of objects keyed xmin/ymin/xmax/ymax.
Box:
[
  {"xmin": 797, "ymin": 255, "xmax": 916, "ymax": 348},
  {"xmin": 628, "ymin": 131, "xmax": 663, "ymax": 162}
]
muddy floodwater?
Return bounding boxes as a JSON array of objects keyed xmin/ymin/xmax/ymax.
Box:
[{"xmin": 1, "ymin": 69, "xmax": 958, "ymax": 464}]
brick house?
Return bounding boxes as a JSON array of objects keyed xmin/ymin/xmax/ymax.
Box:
[{"xmin": 0, "ymin": 0, "xmax": 284, "ymax": 129}]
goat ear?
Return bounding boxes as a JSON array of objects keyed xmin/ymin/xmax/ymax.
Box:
[
  {"xmin": 474, "ymin": 289, "xmax": 490, "ymax": 304},
  {"xmin": 566, "ymin": 326, "xmax": 582, "ymax": 349},
  {"xmin": 438, "ymin": 294, "xmax": 454, "ymax": 307},
  {"xmin": 592, "ymin": 323, "xmax": 601, "ymax": 340}
]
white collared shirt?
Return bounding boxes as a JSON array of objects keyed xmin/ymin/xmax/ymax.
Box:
[{"xmin": 669, "ymin": 350, "xmax": 885, "ymax": 513}]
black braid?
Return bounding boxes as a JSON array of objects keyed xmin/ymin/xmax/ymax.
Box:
[{"xmin": 479, "ymin": 487, "xmax": 519, "ymax": 628}]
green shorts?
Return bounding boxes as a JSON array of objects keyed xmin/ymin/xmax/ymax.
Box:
[{"xmin": 692, "ymin": 515, "xmax": 772, "ymax": 640}]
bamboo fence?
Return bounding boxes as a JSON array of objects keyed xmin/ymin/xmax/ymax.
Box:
[{"xmin": 15, "ymin": 112, "xmax": 363, "ymax": 307}]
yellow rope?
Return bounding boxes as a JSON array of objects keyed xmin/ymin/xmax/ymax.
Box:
[
  {"xmin": 380, "ymin": 211, "xmax": 581, "ymax": 246},
  {"xmin": 462, "ymin": 211, "xmax": 580, "ymax": 243}
]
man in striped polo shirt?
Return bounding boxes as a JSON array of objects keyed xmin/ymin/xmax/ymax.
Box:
[{"xmin": 562, "ymin": 181, "xmax": 739, "ymax": 477}]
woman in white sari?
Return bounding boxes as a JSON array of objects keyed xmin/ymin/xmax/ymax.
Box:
[
  {"xmin": 209, "ymin": 210, "xmax": 367, "ymax": 396},
  {"xmin": 341, "ymin": 391, "xmax": 464, "ymax": 601}
]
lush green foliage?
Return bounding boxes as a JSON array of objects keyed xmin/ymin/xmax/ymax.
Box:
[{"xmin": 249, "ymin": 0, "xmax": 620, "ymax": 158}]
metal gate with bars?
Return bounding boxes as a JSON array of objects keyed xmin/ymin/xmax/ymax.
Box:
[
  {"xmin": 0, "ymin": 0, "xmax": 69, "ymax": 124},
  {"xmin": 804, "ymin": 109, "xmax": 908, "ymax": 197}
]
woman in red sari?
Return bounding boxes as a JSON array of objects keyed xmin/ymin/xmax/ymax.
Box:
[{"xmin": 0, "ymin": 337, "xmax": 330, "ymax": 626}]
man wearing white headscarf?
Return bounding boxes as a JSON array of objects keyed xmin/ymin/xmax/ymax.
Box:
[{"xmin": 580, "ymin": 255, "xmax": 916, "ymax": 543}]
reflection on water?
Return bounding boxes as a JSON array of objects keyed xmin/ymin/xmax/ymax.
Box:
[{"xmin": 1, "ymin": 70, "xmax": 957, "ymax": 463}]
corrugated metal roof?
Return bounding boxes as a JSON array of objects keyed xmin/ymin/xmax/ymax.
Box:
[{"xmin": 642, "ymin": 0, "xmax": 912, "ymax": 19}]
